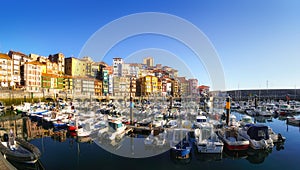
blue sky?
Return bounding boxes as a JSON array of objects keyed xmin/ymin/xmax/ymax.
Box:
[{"xmin": 1, "ymin": 0, "xmax": 300, "ymax": 90}]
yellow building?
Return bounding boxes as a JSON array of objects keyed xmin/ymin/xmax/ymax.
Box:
[
  {"xmin": 63, "ymin": 75, "xmax": 73, "ymax": 94},
  {"xmin": 172, "ymin": 79, "xmax": 180, "ymax": 98},
  {"xmin": 65, "ymin": 57, "xmax": 87, "ymax": 76},
  {"xmin": 48, "ymin": 53, "xmax": 65, "ymax": 75},
  {"xmin": 94, "ymin": 79, "xmax": 102, "ymax": 97},
  {"xmin": 141, "ymin": 75, "xmax": 158, "ymax": 96}
]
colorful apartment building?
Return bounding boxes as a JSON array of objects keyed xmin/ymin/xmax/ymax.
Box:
[
  {"xmin": 130, "ymin": 76, "xmax": 137, "ymax": 98},
  {"xmin": 171, "ymin": 79, "xmax": 180, "ymax": 98},
  {"xmin": 0, "ymin": 53, "xmax": 12, "ymax": 88},
  {"xmin": 94, "ymin": 79, "xmax": 102, "ymax": 96},
  {"xmin": 177, "ymin": 77, "xmax": 189, "ymax": 97},
  {"xmin": 108, "ymin": 74, "xmax": 113, "ymax": 96},
  {"xmin": 113, "ymin": 76, "xmax": 136, "ymax": 98},
  {"xmin": 112, "ymin": 58, "xmax": 123, "ymax": 77},
  {"xmin": 1, "ymin": 51, "xmax": 200, "ymax": 99},
  {"xmin": 143, "ymin": 57, "xmax": 154, "ymax": 68},
  {"xmin": 48, "ymin": 53, "xmax": 65, "ymax": 75},
  {"xmin": 81, "ymin": 56, "xmax": 93, "ymax": 77},
  {"xmin": 21, "ymin": 61, "xmax": 42, "ymax": 92},
  {"xmin": 102, "ymin": 69, "xmax": 109, "ymax": 96},
  {"xmin": 188, "ymin": 78, "xmax": 199, "ymax": 96},
  {"xmin": 140, "ymin": 75, "xmax": 158, "ymax": 97},
  {"xmin": 63, "ymin": 75, "xmax": 73, "ymax": 94},
  {"xmin": 81, "ymin": 77, "xmax": 95, "ymax": 96},
  {"xmin": 8, "ymin": 50, "xmax": 32, "ymax": 87},
  {"xmin": 65, "ymin": 57, "xmax": 87, "ymax": 76},
  {"xmin": 161, "ymin": 76, "xmax": 172, "ymax": 97},
  {"xmin": 41, "ymin": 73, "xmax": 64, "ymax": 93},
  {"xmin": 39, "ymin": 57, "xmax": 64, "ymax": 94}
]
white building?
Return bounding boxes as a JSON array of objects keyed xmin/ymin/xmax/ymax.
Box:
[
  {"xmin": 0, "ymin": 53, "xmax": 12, "ymax": 88},
  {"xmin": 188, "ymin": 78, "xmax": 198, "ymax": 96},
  {"xmin": 108, "ymin": 74, "xmax": 113, "ymax": 95},
  {"xmin": 21, "ymin": 61, "xmax": 42, "ymax": 92},
  {"xmin": 113, "ymin": 58, "xmax": 123, "ymax": 77},
  {"xmin": 8, "ymin": 51, "xmax": 32, "ymax": 87}
]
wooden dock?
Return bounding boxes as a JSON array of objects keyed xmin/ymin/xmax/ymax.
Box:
[{"xmin": 125, "ymin": 125, "xmax": 194, "ymax": 135}]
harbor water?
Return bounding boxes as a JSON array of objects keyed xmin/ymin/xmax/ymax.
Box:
[{"xmin": 16, "ymin": 111, "xmax": 299, "ymax": 170}]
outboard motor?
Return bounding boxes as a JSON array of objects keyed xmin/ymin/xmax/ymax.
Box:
[{"xmin": 278, "ymin": 133, "xmax": 284, "ymax": 142}]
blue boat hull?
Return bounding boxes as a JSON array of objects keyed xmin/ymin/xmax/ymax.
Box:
[{"xmin": 172, "ymin": 142, "xmax": 191, "ymax": 158}]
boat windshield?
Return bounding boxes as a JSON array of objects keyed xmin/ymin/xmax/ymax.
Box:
[
  {"xmin": 201, "ymin": 127, "xmax": 212, "ymax": 140},
  {"xmin": 257, "ymin": 129, "xmax": 268, "ymax": 140},
  {"xmin": 116, "ymin": 123, "xmax": 123, "ymax": 129},
  {"xmin": 196, "ymin": 116, "xmax": 207, "ymax": 123},
  {"xmin": 197, "ymin": 118, "xmax": 206, "ymax": 123},
  {"xmin": 243, "ymin": 118, "xmax": 252, "ymax": 123}
]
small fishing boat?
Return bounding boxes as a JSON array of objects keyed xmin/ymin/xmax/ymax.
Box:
[
  {"xmin": 52, "ymin": 119, "xmax": 67, "ymax": 128},
  {"xmin": 170, "ymin": 129, "xmax": 192, "ymax": 159},
  {"xmin": 255, "ymin": 106, "xmax": 273, "ymax": 117},
  {"xmin": 171, "ymin": 139, "xmax": 191, "ymax": 159},
  {"xmin": 245, "ymin": 108, "xmax": 257, "ymax": 116},
  {"xmin": 165, "ymin": 119, "xmax": 178, "ymax": 128},
  {"xmin": 217, "ymin": 127, "xmax": 250, "ymax": 151},
  {"xmin": 286, "ymin": 115, "xmax": 300, "ymax": 127},
  {"xmin": 194, "ymin": 115, "xmax": 208, "ymax": 128},
  {"xmin": 68, "ymin": 121, "xmax": 77, "ymax": 131},
  {"xmin": 238, "ymin": 124, "xmax": 274, "ymax": 150},
  {"xmin": 194, "ymin": 123, "xmax": 224, "ymax": 154},
  {"xmin": 239, "ymin": 115, "xmax": 254, "ymax": 127},
  {"xmin": 0, "ymin": 132, "xmax": 41, "ymax": 164},
  {"xmin": 228, "ymin": 114, "xmax": 240, "ymax": 127},
  {"xmin": 98, "ymin": 119, "xmax": 126, "ymax": 141},
  {"xmin": 152, "ymin": 114, "xmax": 166, "ymax": 127}
]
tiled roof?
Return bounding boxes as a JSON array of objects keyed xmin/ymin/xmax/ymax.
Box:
[
  {"xmin": 25, "ymin": 61, "xmax": 44, "ymax": 65},
  {"xmin": 0, "ymin": 53, "xmax": 11, "ymax": 60},
  {"xmin": 9, "ymin": 50, "xmax": 29, "ymax": 57}
]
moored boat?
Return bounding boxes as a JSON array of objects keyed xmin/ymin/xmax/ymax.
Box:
[
  {"xmin": 239, "ymin": 115, "xmax": 254, "ymax": 127},
  {"xmin": 170, "ymin": 129, "xmax": 192, "ymax": 159},
  {"xmin": 238, "ymin": 124, "xmax": 274, "ymax": 150},
  {"xmin": 286, "ymin": 116, "xmax": 300, "ymax": 127},
  {"xmin": 98, "ymin": 119, "xmax": 126, "ymax": 141},
  {"xmin": 0, "ymin": 132, "xmax": 41, "ymax": 164},
  {"xmin": 194, "ymin": 123, "xmax": 223, "ymax": 154},
  {"xmin": 217, "ymin": 127, "xmax": 249, "ymax": 151}
]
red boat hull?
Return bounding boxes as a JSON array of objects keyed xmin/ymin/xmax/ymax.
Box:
[
  {"xmin": 224, "ymin": 143, "xmax": 249, "ymax": 151},
  {"xmin": 68, "ymin": 125, "xmax": 77, "ymax": 131}
]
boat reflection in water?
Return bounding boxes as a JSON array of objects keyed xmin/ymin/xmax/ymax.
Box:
[
  {"xmin": 222, "ymin": 147, "xmax": 248, "ymax": 160},
  {"xmin": 194, "ymin": 152, "xmax": 222, "ymax": 162},
  {"xmin": 8, "ymin": 159, "xmax": 45, "ymax": 170},
  {"xmin": 246, "ymin": 148, "xmax": 272, "ymax": 164},
  {"xmin": 170, "ymin": 151, "xmax": 192, "ymax": 165}
]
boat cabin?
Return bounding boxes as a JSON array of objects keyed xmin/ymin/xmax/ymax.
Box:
[
  {"xmin": 246, "ymin": 124, "xmax": 270, "ymax": 141},
  {"xmin": 108, "ymin": 120, "xmax": 124, "ymax": 132}
]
